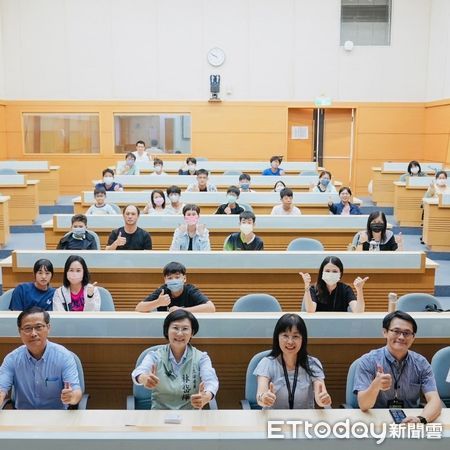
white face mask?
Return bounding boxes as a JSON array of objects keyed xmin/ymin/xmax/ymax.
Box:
[
  {"xmin": 240, "ymin": 223, "xmax": 253, "ymax": 235},
  {"xmin": 67, "ymin": 272, "xmax": 83, "ymax": 284},
  {"xmin": 436, "ymin": 178, "xmax": 447, "ymax": 187},
  {"xmin": 188, "ymin": 164, "xmax": 196, "ymax": 171},
  {"xmin": 169, "ymin": 194, "xmax": 180, "ymax": 203},
  {"xmin": 103, "ymin": 176, "xmax": 114, "ymax": 185},
  {"xmin": 322, "ymin": 272, "xmax": 340, "ymax": 285},
  {"xmin": 410, "ymin": 166, "xmax": 420, "ymax": 174},
  {"xmin": 154, "ymin": 165, "xmax": 162, "ymax": 173}
]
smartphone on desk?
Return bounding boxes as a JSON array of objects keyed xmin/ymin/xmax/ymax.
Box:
[{"xmin": 389, "ymin": 409, "xmax": 406, "ymax": 424}]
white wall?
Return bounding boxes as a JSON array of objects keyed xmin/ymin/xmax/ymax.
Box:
[
  {"xmin": 0, "ymin": 0, "xmax": 439, "ymax": 101},
  {"xmin": 427, "ymin": 0, "xmax": 450, "ymax": 100}
]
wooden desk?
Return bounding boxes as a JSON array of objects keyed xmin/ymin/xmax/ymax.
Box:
[
  {"xmin": 372, "ymin": 163, "xmax": 441, "ymax": 206},
  {"xmin": 0, "ymin": 250, "xmax": 435, "ymax": 312},
  {"xmin": 97, "ymin": 174, "xmax": 342, "ymax": 193},
  {"xmin": 74, "ymin": 191, "xmax": 361, "ymax": 216},
  {"xmin": 0, "ymin": 161, "xmax": 60, "ymax": 205},
  {"xmin": 43, "ymin": 214, "xmax": 370, "ymax": 251},
  {"xmin": 393, "ymin": 178, "xmax": 433, "ymax": 226},
  {"xmin": 0, "ymin": 176, "xmax": 39, "ymax": 225},
  {"xmin": 0, "ymin": 312, "xmax": 448, "ymax": 412},
  {"xmin": 423, "ymin": 195, "xmax": 450, "ymax": 251},
  {"xmin": 0, "ymin": 196, "xmax": 10, "ymax": 247},
  {"xmin": 0, "ymin": 409, "xmax": 448, "ymax": 449}
]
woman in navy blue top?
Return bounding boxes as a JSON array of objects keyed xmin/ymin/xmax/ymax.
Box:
[{"xmin": 328, "ymin": 187, "xmax": 361, "ymax": 215}]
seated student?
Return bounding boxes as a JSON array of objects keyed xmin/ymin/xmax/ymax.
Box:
[
  {"xmin": 299, "ymin": 256, "xmax": 368, "ymax": 313},
  {"xmin": 95, "ymin": 168, "xmax": 123, "ymax": 192},
  {"xmin": 239, "ymin": 173, "xmax": 255, "ymax": 192},
  {"xmin": 9, "ymin": 259, "xmax": 55, "ymax": 311},
  {"xmin": 106, "ymin": 204, "xmax": 152, "ymax": 250},
  {"xmin": 57, "ymin": 214, "xmax": 98, "ymax": 250},
  {"xmin": 170, "ymin": 204, "xmax": 210, "ymax": 251},
  {"xmin": 117, "ymin": 152, "xmax": 140, "ymax": 175},
  {"xmin": 148, "ymin": 139, "xmax": 163, "ymax": 153},
  {"xmin": 52, "ymin": 255, "xmax": 100, "ymax": 312},
  {"xmin": 135, "ymin": 262, "xmax": 216, "ymax": 312},
  {"xmin": 215, "ymin": 186, "xmax": 245, "ymax": 215},
  {"xmin": 178, "ymin": 157, "xmax": 198, "ymax": 175},
  {"xmin": 223, "ymin": 211, "xmax": 264, "ymax": 251},
  {"xmin": 354, "ymin": 211, "xmax": 402, "ymax": 251},
  {"xmin": 152, "ymin": 158, "xmax": 167, "ymax": 176},
  {"xmin": 354, "ymin": 311, "xmax": 442, "ymax": 423},
  {"xmin": 185, "ymin": 168, "xmax": 217, "ymax": 192},
  {"xmin": 0, "ymin": 307, "xmax": 82, "ymax": 409},
  {"xmin": 262, "ymin": 156, "xmax": 285, "ymax": 176},
  {"xmin": 311, "ymin": 171, "xmax": 337, "ymax": 193},
  {"xmin": 399, "ymin": 160, "xmax": 426, "ymax": 182},
  {"xmin": 328, "ymin": 186, "xmax": 361, "ymax": 215},
  {"xmin": 143, "ymin": 189, "xmax": 167, "ymax": 215},
  {"xmin": 131, "ymin": 309, "xmax": 219, "ymax": 410},
  {"xmin": 165, "ymin": 185, "xmax": 184, "ymax": 215},
  {"xmin": 254, "ymin": 314, "xmax": 331, "ymax": 409},
  {"xmin": 273, "ymin": 180, "xmax": 286, "ymax": 193},
  {"xmin": 86, "ymin": 187, "xmax": 116, "ymax": 215},
  {"xmin": 424, "ymin": 170, "xmax": 449, "ymax": 198},
  {"xmin": 271, "ymin": 187, "xmax": 301, "ymax": 216},
  {"xmin": 133, "ymin": 140, "xmax": 152, "ymax": 162}
]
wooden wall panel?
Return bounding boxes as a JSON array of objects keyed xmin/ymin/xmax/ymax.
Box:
[
  {"xmin": 287, "ymin": 108, "xmax": 314, "ymax": 161},
  {"xmin": 0, "ymin": 104, "xmax": 6, "ymax": 159},
  {"xmin": 424, "ymin": 102, "xmax": 450, "ymax": 165},
  {"xmin": 356, "ymin": 106, "xmax": 425, "ymax": 133}
]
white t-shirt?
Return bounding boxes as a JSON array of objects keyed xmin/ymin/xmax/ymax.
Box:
[
  {"xmin": 270, "ymin": 204, "xmax": 301, "ymax": 216},
  {"xmin": 132, "ymin": 151, "xmax": 151, "ymax": 162},
  {"xmin": 86, "ymin": 203, "xmax": 116, "ymax": 215}
]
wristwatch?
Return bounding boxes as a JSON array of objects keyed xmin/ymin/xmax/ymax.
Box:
[{"xmin": 417, "ymin": 416, "xmax": 427, "ymax": 424}]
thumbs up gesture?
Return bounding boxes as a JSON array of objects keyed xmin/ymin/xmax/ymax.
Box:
[
  {"xmin": 157, "ymin": 289, "xmax": 171, "ymax": 307},
  {"xmin": 299, "ymin": 272, "xmax": 311, "ymax": 289},
  {"xmin": 87, "ymin": 281, "xmax": 98, "ymax": 297},
  {"xmin": 315, "ymin": 380, "xmax": 332, "ymax": 407},
  {"xmin": 353, "ymin": 276, "xmax": 369, "ymax": 291},
  {"xmin": 61, "ymin": 381, "xmax": 73, "ymax": 405},
  {"xmin": 116, "ymin": 231, "xmax": 127, "ymax": 247},
  {"xmin": 259, "ymin": 382, "xmax": 277, "ymax": 407},
  {"xmin": 143, "ymin": 365, "xmax": 160, "ymax": 389},
  {"xmin": 375, "ymin": 363, "xmax": 392, "ymax": 391},
  {"xmin": 190, "ymin": 381, "xmax": 212, "ymax": 409}
]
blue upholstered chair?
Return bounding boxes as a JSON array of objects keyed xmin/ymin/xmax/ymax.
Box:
[
  {"xmin": 232, "ymin": 293, "xmax": 281, "ymax": 312},
  {"xmin": 240, "ymin": 350, "xmax": 271, "ymax": 409}
]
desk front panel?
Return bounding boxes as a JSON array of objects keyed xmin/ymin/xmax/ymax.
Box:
[
  {"xmin": 0, "ymin": 197, "xmax": 10, "ymax": 247},
  {"xmin": 423, "ymin": 202, "xmax": 450, "ymax": 251},
  {"xmin": 372, "ymin": 170, "xmax": 399, "ymax": 206},
  {"xmin": 393, "ymin": 184, "xmax": 427, "ymax": 226},
  {"xmin": 0, "ymin": 184, "xmax": 39, "ymax": 225},
  {"xmin": 17, "ymin": 169, "xmax": 59, "ymax": 205}
]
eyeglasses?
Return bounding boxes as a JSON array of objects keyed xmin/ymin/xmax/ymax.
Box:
[
  {"xmin": 280, "ymin": 334, "xmax": 302, "ymax": 342},
  {"xmin": 20, "ymin": 324, "xmax": 48, "ymax": 335},
  {"xmin": 389, "ymin": 328, "xmax": 415, "ymax": 338},
  {"xmin": 169, "ymin": 326, "xmax": 192, "ymax": 335}
]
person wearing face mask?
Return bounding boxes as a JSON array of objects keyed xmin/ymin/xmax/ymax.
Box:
[
  {"xmin": 9, "ymin": 259, "xmax": 55, "ymax": 311},
  {"xmin": 143, "ymin": 189, "xmax": 167, "ymax": 215},
  {"xmin": 311, "ymin": 171, "xmax": 337, "ymax": 193},
  {"xmin": 170, "ymin": 204, "xmax": 210, "ymax": 251},
  {"xmin": 165, "ymin": 185, "xmax": 184, "ymax": 215},
  {"xmin": 425, "ymin": 170, "xmax": 449, "ymax": 198},
  {"xmin": 299, "ymin": 256, "xmax": 368, "ymax": 313},
  {"xmin": 239, "ymin": 173, "xmax": 255, "ymax": 192},
  {"xmin": 118, "ymin": 152, "xmax": 140, "ymax": 175},
  {"xmin": 354, "ymin": 211, "xmax": 402, "ymax": 251},
  {"xmin": 215, "ymin": 186, "xmax": 245, "ymax": 215},
  {"xmin": 328, "ymin": 186, "xmax": 361, "ymax": 215},
  {"xmin": 52, "ymin": 255, "xmax": 100, "ymax": 312},
  {"xmin": 399, "ymin": 160, "xmax": 426, "ymax": 182},
  {"xmin": 262, "ymin": 156, "xmax": 285, "ymax": 176},
  {"xmin": 223, "ymin": 211, "xmax": 264, "ymax": 251},
  {"xmin": 56, "ymin": 214, "xmax": 98, "ymax": 250},
  {"xmin": 132, "ymin": 140, "xmax": 152, "ymax": 162},
  {"xmin": 95, "ymin": 168, "xmax": 123, "ymax": 192},
  {"xmin": 152, "ymin": 158, "xmax": 167, "ymax": 176},
  {"xmin": 135, "ymin": 262, "xmax": 215, "ymax": 313},
  {"xmin": 273, "ymin": 180, "xmax": 286, "ymax": 193},
  {"xmin": 178, "ymin": 157, "xmax": 198, "ymax": 175}
]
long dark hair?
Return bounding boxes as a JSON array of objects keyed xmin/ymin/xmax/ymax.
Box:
[
  {"xmin": 366, "ymin": 211, "xmax": 387, "ymax": 241},
  {"xmin": 63, "ymin": 255, "xmax": 90, "ymax": 288},
  {"xmin": 315, "ymin": 256, "xmax": 344, "ymax": 301},
  {"xmin": 151, "ymin": 189, "xmax": 166, "ymax": 209},
  {"xmin": 269, "ymin": 313, "xmax": 317, "ymax": 377}
]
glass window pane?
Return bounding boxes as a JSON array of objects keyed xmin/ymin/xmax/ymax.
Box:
[
  {"xmin": 114, "ymin": 114, "xmax": 191, "ymax": 154},
  {"xmin": 23, "ymin": 113, "xmax": 100, "ymax": 154}
]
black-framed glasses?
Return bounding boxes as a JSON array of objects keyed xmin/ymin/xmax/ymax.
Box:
[
  {"xmin": 389, "ymin": 328, "xmax": 415, "ymax": 338},
  {"xmin": 20, "ymin": 324, "xmax": 48, "ymax": 335}
]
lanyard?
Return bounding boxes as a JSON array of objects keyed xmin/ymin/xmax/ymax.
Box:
[
  {"xmin": 387, "ymin": 359, "xmax": 407, "ymax": 397},
  {"xmin": 281, "ymin": 358, "xmax": 299, "ymax": 410}
]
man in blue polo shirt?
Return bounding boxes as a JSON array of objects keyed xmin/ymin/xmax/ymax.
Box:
[
  {"xmin": 0, "ymin": 307, "xmax": 82, "ymax": 409},
  {"xmin": 353, "ymin": 311, "xmax": 442, "ymax": 424}
]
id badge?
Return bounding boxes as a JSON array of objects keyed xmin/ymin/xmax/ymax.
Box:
[{"xmin": 388, "ymin": 398, "xmax": 404, "ymax": 408}]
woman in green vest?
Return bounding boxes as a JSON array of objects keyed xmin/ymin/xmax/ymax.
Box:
[{"xmin": 131, "ymin": 309, "xmax": 219, "ymax": 409}]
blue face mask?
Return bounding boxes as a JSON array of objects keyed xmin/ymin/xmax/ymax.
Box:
[
  {"xmin": 320, "ymin": 178, "xmax": 330, "ymax": 187},
  {"xmin": 227, "ymin": 194, "xmax": 237, "ymax": 204},
  {"xmin": 72, "ymin": 227, "xmax": 86, "ymax": 238},
  {"xmin": 166, "ymin": 278, "xmax": 184, "ymax": 292},
  {"xmin": 240, "ymin": 183, "xmax": 250, "ymax": 190}
]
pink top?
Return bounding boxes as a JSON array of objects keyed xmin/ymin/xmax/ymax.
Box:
[{"xmin": 70, "ymin": 288, "xmax": 85, "ymax": 311}]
